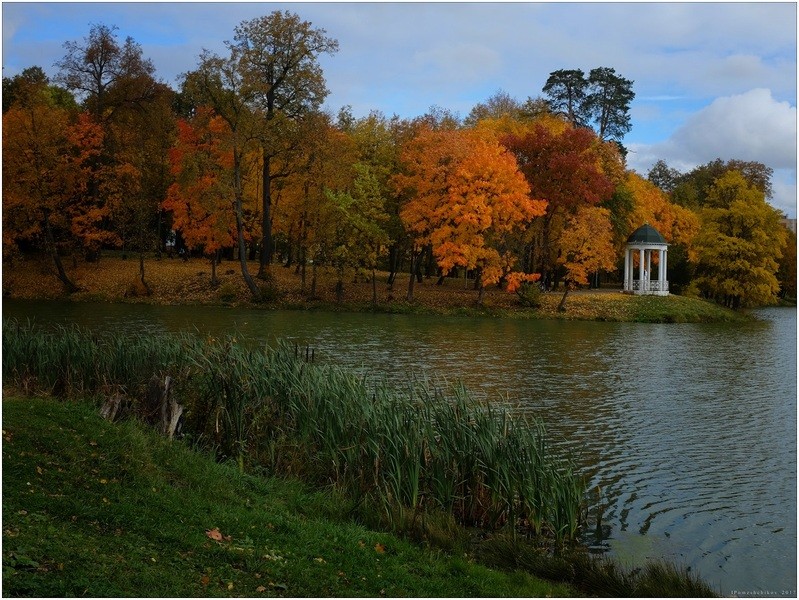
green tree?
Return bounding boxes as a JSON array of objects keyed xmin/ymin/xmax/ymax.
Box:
[
  {"xmin": 346, "ymin": 110, "xmax": 410, "ymax": 287},
  {"xmin": 584, "ymin": 67, "xmax": 635, "ymax": 143},
  {"xmin": 694, "ymin": 171, "xmax": 787, "ymax": 308},
  {"xmin": 672, "ymin": 158, "xmax": 774, "ymax": 209},
  {"xmin": 232, "ymin": 11, "xmax": 339, "ymax": 277},
  {"xmin": 3, "ymin": 66, "xmax": 76, "ymax": 113},
  {"xmin": 325, "ymin": 163, "xmax": 391, "ymax": 304},
  {"xmin": 542, "ymin": 69, "xmax": 588, "ymax": 127},
  {"xmin": 646, "ymin": 159, "xmax": 682, "ymax": 193}
]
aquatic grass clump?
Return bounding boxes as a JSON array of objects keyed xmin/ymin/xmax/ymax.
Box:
[
  {"xmin": 477, "ymin": 534, "xmax": 719, "ymax": 597},
  {"xmin": 2, "ymin": 317, "xmax": 587, "ymax": 543}
]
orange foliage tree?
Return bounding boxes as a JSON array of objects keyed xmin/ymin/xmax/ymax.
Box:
[
  {"xmin": 394, "ymin": 128, "xmax": 546, "ymax": 303},
  {"xmin": 3, "ymin": 99, "xmax": 104, "ymax": 292},
  {"xmin": 164, "ymin": 109, "xmax": 239, "ymax": 286}
]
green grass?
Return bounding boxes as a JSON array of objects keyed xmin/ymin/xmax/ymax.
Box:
[
  {"xmin": 2, "ymin": 319, "xmax": 588, "ymax": 545},
  {"xmin": 627, "ymin": 294, "xmax": 751, "ymax": 323},
  {"xmin": 2, "ymin": 396, "xmax": 576, "ymax": 598}
]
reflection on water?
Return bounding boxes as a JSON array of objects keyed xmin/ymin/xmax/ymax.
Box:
[{"xmin": 3, "ymin": 300, "xmax": 796, "ymax": 596}]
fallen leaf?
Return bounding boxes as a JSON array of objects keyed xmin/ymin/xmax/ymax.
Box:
[
  {"xmin": 314, "ymin": 557, "xmax": 326, "ymax": 563},
  {"xmin": 205, "ymin": 528, "xmax": 223, "ymax": 542},
  {"xmin": 374, "ymin": 542, "xmax": 385, "ymax": 554},
  {"xmin": 256, "ymin": 586, "xmax": 266, "ymax": 593},
  {"xmin": 200, "ymin": 575, "xmax": 210, "ymax": 587},
  {"xmin": 269, "ymin": 582, "xmax": 288, "ymax": 590},
  {"xmin": 227, "ymin": 581, "xmax": 234, "ymax": 591}
]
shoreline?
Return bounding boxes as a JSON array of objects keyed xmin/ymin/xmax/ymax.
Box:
[{"xmin": 3, "ymin": 253, "xmax": 755, "ymax": 323}]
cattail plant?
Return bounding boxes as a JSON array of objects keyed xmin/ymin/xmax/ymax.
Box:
[{"xmin": 3, "ymin": 317, "xmax": 587, "ymax": 543}]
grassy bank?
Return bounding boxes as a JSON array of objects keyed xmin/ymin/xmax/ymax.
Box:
[
  {"xmin": 2, "ymin": 396, "xmax": 574, "ymax": 597},
  {"xmin": 2, "ymin": 319, "xmax": 587, "ymax": 544},
  {"xmin": 3, "ymin": 254, "xmax": 748, "ymax": 322},
  {"xmin": 2, "ymin": 322, "xmax": 718, "ymax": 597}
]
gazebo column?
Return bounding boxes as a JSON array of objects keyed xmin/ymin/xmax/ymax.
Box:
[
  {"xmin": 625, "ymin": 224, "xmax": 669, "ymax": 296},
  {"xmin": 624, "ymin": 248, "xmax": 632, "ymax": 291},
  {"xmin": 638, "ymin": 249, "xmax": 645, "ymax": 293}
]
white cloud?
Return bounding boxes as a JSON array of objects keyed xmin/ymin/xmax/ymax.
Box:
[
  {"xmin": 629, "ymin": 88, "xmax": 796, "ymax": 170},
  {"xmin": 628, "ymin": 89, "xmax": 797, "ymax": 217}
]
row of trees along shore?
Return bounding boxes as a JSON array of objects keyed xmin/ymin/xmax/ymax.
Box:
[{"xmin": 3, "ymin": 12, "xmax": 795, "ymax": 309}]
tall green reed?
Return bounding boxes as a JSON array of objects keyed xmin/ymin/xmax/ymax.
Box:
[{"xmin": 2, "ymin": 317, "xmax": 587, "ymax": 543}]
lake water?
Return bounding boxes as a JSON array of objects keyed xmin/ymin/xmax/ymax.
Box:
[{"xmin": 3, "ymin": 299, "xmax": 796, "ymax": 596}]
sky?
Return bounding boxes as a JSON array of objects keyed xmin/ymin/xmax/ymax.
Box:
[{"xmin": 2, "ymin": 1, "xmax": 797, "ymax": 218}]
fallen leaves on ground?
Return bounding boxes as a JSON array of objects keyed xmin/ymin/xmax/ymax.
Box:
[{"xmin": 205, "ymin": 527, "xmax": 231, "ymax": 543}]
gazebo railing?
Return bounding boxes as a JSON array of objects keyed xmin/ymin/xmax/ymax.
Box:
[{"xmin": 630, "ymin": 280, "xmax": 669, "ymax": 292}]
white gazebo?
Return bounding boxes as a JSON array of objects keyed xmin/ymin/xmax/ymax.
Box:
[{"xmin": 623, "ymin": 224, "xmax": 669, "ymax": 296}]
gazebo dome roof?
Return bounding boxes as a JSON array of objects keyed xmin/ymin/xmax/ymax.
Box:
[{"xmin": 627, "ymin": 223, "xmax": 666, "ymax": 245}]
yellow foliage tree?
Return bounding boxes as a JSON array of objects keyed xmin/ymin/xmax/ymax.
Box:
[
  {"xmin": 556, "ymin": 205, "xmax": 616, "ymax": 311},
  {"xmin": 694, "ymin": 171, "xmax": 787, "ymax": 308}
]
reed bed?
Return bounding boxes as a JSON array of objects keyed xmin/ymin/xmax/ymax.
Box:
[{"xmin": 2, "ymin": 317, "xmax": 586, "ymax": 543}]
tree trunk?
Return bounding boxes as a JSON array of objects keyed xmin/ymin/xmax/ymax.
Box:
[
  {"xmin": 406, "ymin": 246, "xmax": 417, "ymax": 302},
  {"xmin": 300, "ymin": 250, "xmax": 307, "ymax": 292},
  {"xmin": 258, "ymin": 148, "xmax": 273, "ymax": 278},
  {"xmin": 210, "ymin": 250, "xmax": 219, "ymax": 287},
  {"xmin": 311, "ymin": 260, "xmax": 318, "ymax": 299},
  {"xmin": 557, "ymin": 288, "xmax": 569, "ymax": 312},
  {"xmin": 475, "ymin": 269, "xmax": 485, "ymax": 305},
  {"xmin": 138, "ymin": 251, "xmax": 151, "ymax": 295},
  {"xmin": 387, "ymin": 245, "xmax": 398, "ymax": 286},
  {"xmin": 43, "ymin": 211, "xmax": 80, "ymax": 294},
  {"xmin": 236, "ymin": 173, "xmax": 261, "ymax": 302},
  {"xmin": 372, "ymin": 266, "xmax": 378, "ymax": 306}
]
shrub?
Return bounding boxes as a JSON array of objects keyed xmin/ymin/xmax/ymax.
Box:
[{"xmin": 516, "ymin": 281, "xmax": 543, "ymax": 308}]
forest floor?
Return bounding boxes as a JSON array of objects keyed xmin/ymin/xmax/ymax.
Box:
[{"xmin": 3, "ymin": 252, "xmax": 748, "ymax": 323}]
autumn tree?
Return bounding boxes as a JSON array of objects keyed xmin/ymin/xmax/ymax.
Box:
[
  {"xmin": 556, "ymin": 205, "xmax": 616, "ymax": 311},
  {"xmin": 274, "ymin": 112, "xmax": 356, "ymax": 298},
  {"xmin": 464, "ymin": 89, "xmax": 527, "ymax": 126},
  {"xmin": 55, "ymin": 24, "xmax": 160, "ymax": 261},
  {"xmin": 503, "ymin": 122, "xmax": 615, "ymax": 286},
  {"xmin": 181, "ymin": 47, "xmax": 262, "ymax": 300},
  {"xmin": 3, "ymin": 88, "xmax": 103, "ymax": 291},
  {"xmin": 395, "ymin": 128, "xmax": 546, "ymax": 304},
  {"xmin": 617, "ymin": 172, "xmax": 700, "ymax": 292},
  {"xmin": 164, "ymin": 109, "xmax": 238, "ymax": 286},
  {"xmin": 232, "ymin": 11, "xmax": 339, "ymax": 277},
  {"xmin": 55, "ymin": 23, "xmax": 156, "ymax": 122},
  {"xmin": 693, "ymin": 171, "xmax": 787, "ymax": 308},
  {"xmin": 103, "ymin": 82, "xmax": 177, "ymax": 294}
]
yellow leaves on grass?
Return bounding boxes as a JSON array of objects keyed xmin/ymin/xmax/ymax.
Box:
[{"xmin": 205, "ymin": 527, "xmax": 232, "ymax": 543}]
